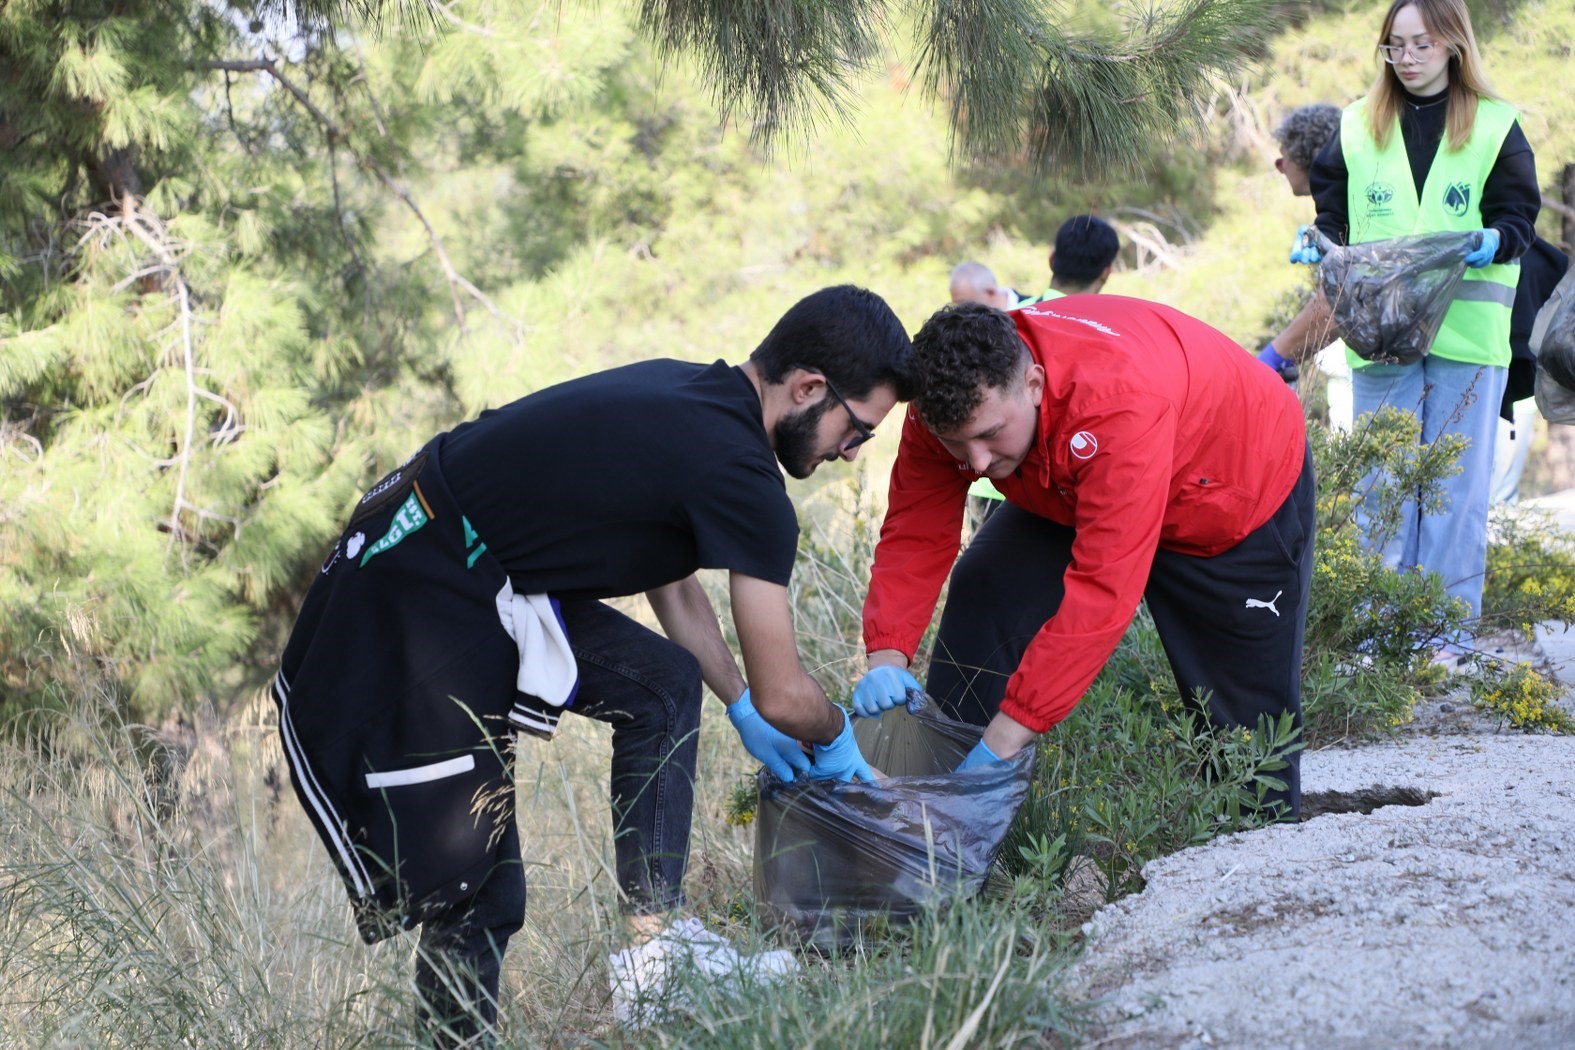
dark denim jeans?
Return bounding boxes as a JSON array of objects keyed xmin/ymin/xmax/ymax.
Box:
[{"xmin": 415, "ymin": 597, "xmax": 703, "ymax": 1045}]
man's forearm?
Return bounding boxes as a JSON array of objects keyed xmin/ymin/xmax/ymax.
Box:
[
  {"xmin": 981, "ymin": 711, "xmax": 1037, "ymax": 759},
  {"xmin": 646, "ymin": 576, "xmax": 745, "ymax": 704},
  {"xmin": 1271, "ymin": 291, "xmax": 1336, "ymax": 362}
]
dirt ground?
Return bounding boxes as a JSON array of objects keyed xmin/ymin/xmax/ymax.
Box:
[{"xmin": 1062, "ymin": 620, "xmax": 1575, "ymax": 1050}]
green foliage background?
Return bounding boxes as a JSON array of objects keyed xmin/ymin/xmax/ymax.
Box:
[
  {"xmin": 3, "ymin": 0, "xmax": 1574, "ymax": 721},
  {"xmin": 4, "ymin": 6, "xmax": 1575, "ymax": 1046}
]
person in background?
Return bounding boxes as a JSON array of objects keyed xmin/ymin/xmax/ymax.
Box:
[
  {"xmin": 949, "ymin": 261, "xmax": 1019, "ymax": 311},
  {"xmin": 270, "ymin": 285, "xmax": 914, "ymax": 1046},
  {"xmin": 852, "ymin": 298, "xmax": 1314, "ymax": 819},
  {"xmin": 1016, "ymin": 214, "xmax": 1121, "ymax": 307},
  {"xmin": 1257, "ymin": 103, "xmax": 1355, "ymax": 432},
  {"xmin": 1304, "ymin": 0, "xmax": 1539, "ymax": 667},
  {"xmin": 1490, "ymin": 236, "xmax": 1570, "ymax": 504}
]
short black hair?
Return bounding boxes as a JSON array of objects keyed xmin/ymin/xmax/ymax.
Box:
[
  {"xmin": 1273, "ymin": 103, "xmax": 1341, "ymax": 171},
  {"xmin": 910, "ymin": 302, "xmax": 1030, "ymax": 433},
  {"xmin": 750, "ymin": 285, "xmax": 917, "ymax": 402},
  {"xmin": 1051, "ymin": 215, "xmax": 1120, "ymax": 284}
]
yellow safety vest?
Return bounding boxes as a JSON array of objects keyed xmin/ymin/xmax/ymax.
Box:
[
  {"xmin": 1339, "ymin": 95, "xmax": 1520, "ymax": 368},
  {"xmin": 1013, "ymin": 287, "xmax": 1065, "ymax": 312}
]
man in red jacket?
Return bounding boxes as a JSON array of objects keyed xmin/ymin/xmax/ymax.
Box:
[{"xmin": 854, "ymin": 296, "xmax": 1313, "ymax": 817}]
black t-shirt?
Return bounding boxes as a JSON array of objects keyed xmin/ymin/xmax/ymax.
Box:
[{"xmin": 438, "ymin": 359, "xmax": 798, "ymax": 599}]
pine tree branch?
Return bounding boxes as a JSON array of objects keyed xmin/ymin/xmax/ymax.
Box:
[
  {"xmin": 119, "ymin": 198, "xmax": 200, "ymax": 564},
  {"xmin": 78, "ymin": 200, "xmax": 203, "ymax": 559},
  {"xmin": 200, "ymin": 57, "xmax": 522, "ymax": 338}
]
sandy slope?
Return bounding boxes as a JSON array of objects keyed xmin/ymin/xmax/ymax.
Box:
[{"xmin": 1063, "ymin": 620, "xmax": 1575, "ymax": 1050}]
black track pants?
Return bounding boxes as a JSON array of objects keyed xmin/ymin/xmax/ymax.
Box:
[{"xmin": 927, "ymin": 448, "xmax": 1315, "ymax": 816}]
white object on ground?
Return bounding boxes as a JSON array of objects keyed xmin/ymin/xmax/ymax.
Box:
[{"xmin": 607, "ymin": 917, "xmax": 799, "ymax": 1027}]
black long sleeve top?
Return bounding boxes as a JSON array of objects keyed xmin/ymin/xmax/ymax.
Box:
[{"xmin": 1308, "ymin": 88, "xmax": 1541, "ymax": 264}]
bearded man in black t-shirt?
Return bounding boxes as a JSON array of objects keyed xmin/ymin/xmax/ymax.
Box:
[{"xmin": 270, "ymin": 284, "xmax": 915, "ymax": 1043}]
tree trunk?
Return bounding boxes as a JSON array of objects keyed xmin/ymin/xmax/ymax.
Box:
[{"xmin": 86, "ymin": 147, "xmax": 143, "ymax": 206}]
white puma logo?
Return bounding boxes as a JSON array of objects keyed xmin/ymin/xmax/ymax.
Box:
[{"xmin": 1244, "ymin": 590, "xmax": 1282, "ymax": 616}]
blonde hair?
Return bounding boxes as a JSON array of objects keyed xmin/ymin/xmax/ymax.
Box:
[{"xmin": 1366, "ymin": 0, "xmax": 1501, "ymax": 151}]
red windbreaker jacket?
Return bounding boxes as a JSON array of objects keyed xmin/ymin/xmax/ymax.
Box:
[{"xmin": 863, "ymin": 295, "xmax": 1307, "ymax": 733}]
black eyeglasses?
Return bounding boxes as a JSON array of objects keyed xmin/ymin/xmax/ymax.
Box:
[{"xmin": 821, "ymin": 376, "xmax": 876, "ymax": 450}]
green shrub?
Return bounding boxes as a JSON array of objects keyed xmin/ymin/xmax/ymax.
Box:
[
  {"xmin": 997, "ymin": 666, "xmax": 1300, "ymax": 905},
  {"xmin": 1483, "ymin": 506, "xmax": 1575, "ymax": 633},
  {"xmin": 1295, "ymin": 410, "xmax": 1474, "ymax": 739}
]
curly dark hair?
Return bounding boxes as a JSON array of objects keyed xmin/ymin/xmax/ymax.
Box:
[
  {"xmin": 911, "ymin": 302, "xmax": 1030, "ymax": 433},
  {"xmin": 1273, "ymin": 103, "xmax": 1341, "ymax": 171}
]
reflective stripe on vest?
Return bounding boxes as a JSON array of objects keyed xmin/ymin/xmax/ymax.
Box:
[
  {"xmin": 1340, "ymin": 95, "xmax": 1519, "ymax": 367},
  {"xmin": 1013, "ymin": 287, "xmax": 1064, "ymax": 311}
]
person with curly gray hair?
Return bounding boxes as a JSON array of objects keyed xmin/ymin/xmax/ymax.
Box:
[
  {"xmin": 1256, "ymin": 103, "xmax": 1353, "ymax": 430},
  {"xmin": 1273, "ymin": 103, "xmax": 1342, "ymax": 196}
]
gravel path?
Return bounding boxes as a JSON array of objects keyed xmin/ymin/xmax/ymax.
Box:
[{"xmin": 1064, "ymin": 623, "xmax": 1575, "ymax": 1050}]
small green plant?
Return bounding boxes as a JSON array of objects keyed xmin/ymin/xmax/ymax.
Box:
[
  {"xmin": 1300, "ymin": 651, "xmax": 1420, "ymax": 741},
  {"xmin": 1469, "ymin": 661, "xmax": 1575, "ymax": 733},
  {"xmin": 724, "ymin": 775, "xmax": 759, "ymax": 827},
  {"xmin": 614, "ymin": 896, "xmax": 1088, "ymax": 1048},
  {"xmin": 997, "ymin": 661, "xmax": 1300, "ymax": 909}
]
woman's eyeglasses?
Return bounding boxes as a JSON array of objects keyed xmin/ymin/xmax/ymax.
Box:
[{"xmin": 1378, "ymin": 41, "xmax": 1438, "ymax": 63}]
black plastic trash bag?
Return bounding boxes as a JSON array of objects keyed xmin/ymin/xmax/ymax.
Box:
[
  {"xmin": 1533, "ymin": 263, "xmax": 1575, "ymax": 424},
  {"xmin": 752, "ymin": 700, "xmax": 1033, "ymax": 950},
  {"xmin": 1313, "ymin": 229, "xmax": 1477, "ymax": 365}
]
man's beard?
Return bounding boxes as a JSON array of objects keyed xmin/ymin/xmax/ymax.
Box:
[{"xmin": 774, "ymin": 399, "xmax": 833, "ymax": 480}]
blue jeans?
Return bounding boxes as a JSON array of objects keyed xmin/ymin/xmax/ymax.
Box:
[
  {"xmin": 415, "ymin": 598, "xmax": 702, "ymax": 1045},
  {"xmin": 1351, "ymin": 356, "xmax": 1506, "ymax": 636}
]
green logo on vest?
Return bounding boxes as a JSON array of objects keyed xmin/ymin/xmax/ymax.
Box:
[
  {"xmin": 1364, "ymin": 182, "xmax": 1395, "ymax": 212},
  {"xmin": 360, "ymin": 491, "xmax": 430, "ymax": 567},
  {"xmin": 1443, "ymin": 181, "xmax": 1472, "ymax": 217}
]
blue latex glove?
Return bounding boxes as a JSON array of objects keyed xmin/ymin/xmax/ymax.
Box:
[
  {"xmin": 852, "ymin": 665, "xmax": 923, "ymax": 719},
  {"xmin": 807, "ymin": 708, "xmax": 875, "ymax": 783},
  {"xmin": 1256, "ymin": 343, "xmax": 1298, "ymax": 383},
  {"xmin": 1288, "ymin": 225, "xmax": 1322, "ymax": 265},
  {"xmin": 956, "ymin": 739, "xmax": 1005, "ymax": 772},
  {"xmin": 1464, "ymin": 228, "xmax": 1500, "ymax": 268},
  {"xmin": 727, "ymin": 689, "xmax": 811, "ymax": 782}
]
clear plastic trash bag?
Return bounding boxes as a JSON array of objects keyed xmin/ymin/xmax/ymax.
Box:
[
  {"xmin": 1533, "ymin": 263, "xmax": 1575, "ymax": 424},
  {"xmin": 1313, "ymin": 229, "xmax": 1477, "ymax": 365},
  {"xmin": 752, "ymin": 698, "xmax": 1034, "ymax": 950}
]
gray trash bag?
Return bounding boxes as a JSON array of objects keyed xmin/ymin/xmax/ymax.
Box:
[
  {"xmin": 752, "ymin": 697, "xmax": 1033, "ymax": 950},
  {"xmin": 1313, "ymin": 229, "xmax": 1477, "ymax": 365},
  {"xmin": 1533, "ymin": 264, "xmax": 1575, "ymax": 424}
]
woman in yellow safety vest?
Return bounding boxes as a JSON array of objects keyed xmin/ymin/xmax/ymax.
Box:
[{"xmin": 1305, "ymin": 0, "xmax": 1541, "ymax": 669}]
